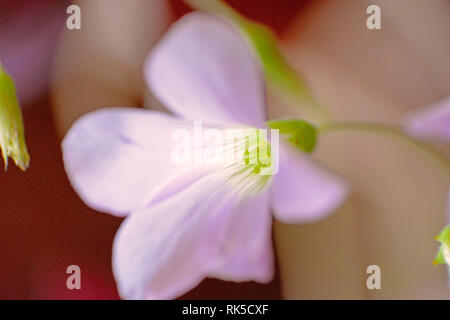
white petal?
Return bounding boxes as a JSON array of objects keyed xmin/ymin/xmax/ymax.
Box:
[
  {"xmin": 209, "ymin": 191, "xmax": 274, "ymax": 283},
  {"xmin": 145, "ymin": 12, "xmax": 266, "ymax": 127},
  {"xmin": 272, "ymin": 143, "xmax": 350, "ymax": 223},
  {"xmin": 113, "ymin": 172, "xmax": 273, "ymax": 299},
  {"xmin": 62, "ymin": 108, "xmax": 215, "ymax": 216}
]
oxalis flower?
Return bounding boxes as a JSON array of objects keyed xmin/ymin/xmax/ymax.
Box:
[
  {"xmin": 62, "ymin": 13, "xmax": 349, "ymax": 299},
  {"xmin": 403, "ymin": 96, "xmax": 450, "ymax": 266}
]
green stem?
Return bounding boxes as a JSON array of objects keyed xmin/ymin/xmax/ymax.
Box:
[{"xmin": 318, "ymin": 121, "xmax": 450, "ymax": 176}]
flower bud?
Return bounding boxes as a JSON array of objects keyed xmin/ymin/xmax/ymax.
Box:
[{"xmin": 0, "ymin": 63, "xmax": 30, "ymax": 171}]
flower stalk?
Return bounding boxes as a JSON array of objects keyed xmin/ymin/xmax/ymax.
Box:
[{"xmin": 318, "ymin": 121, "xmax": 450, "ymax": 176}]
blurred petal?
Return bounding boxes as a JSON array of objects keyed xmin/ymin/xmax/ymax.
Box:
[
  {"xmin": 113, "ymin": 173, "xmax": 272, "ymax": 299},
  {"xmin": 145, "ymin": 12, "xmax": 266, "ymax": 127},
  {"xmin": 271, "ymin": 142, "xmax": 350, "ymax": 223},
  {"xmin": 62, "ymin": 108, "xmax": 216, "ymax": 216},
  {"xmin": 404, "ymin": 96, "xmax": 450, "ymax": 142},
  {"xmin": 184, "ymin": 0, "xmax": 326, "ymax": 120},
  {"xmin": 0, "ymin": 1, "xmax": 67, "ymax": 104}
]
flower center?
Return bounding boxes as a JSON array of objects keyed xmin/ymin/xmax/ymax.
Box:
[{"xmin": 218, "ymin": 127, "xmax": 277, "ymax": 196}]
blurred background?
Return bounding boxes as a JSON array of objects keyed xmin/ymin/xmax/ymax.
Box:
[{"xmin": 0, "ymin": 0, "xmax": 449, "ymax": 299}]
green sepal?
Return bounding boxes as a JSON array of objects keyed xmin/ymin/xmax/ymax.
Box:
[
  {"xmin": 0, "ymin": 63, "xmax": 30, "ymax": 171},
  {"xmin": 267, "ymin": 118, "xmax": 317, "ymax": 153}
]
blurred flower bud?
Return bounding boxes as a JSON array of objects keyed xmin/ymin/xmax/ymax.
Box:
[
  {"xmin": 0, "ymin": 63, "xmax": 30, "ymax": 171},
  {"xmin": 434, "ymin": 224, "xmax": 450, "ymax": 266}
]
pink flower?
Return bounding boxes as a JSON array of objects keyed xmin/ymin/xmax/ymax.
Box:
[
  {"xmin": 404, "ymin": 96, "xmax": 450, "ymax": 143},
  {"xmin": 62, "ymin": 13, "xmax": 349, "ymax": 299}
]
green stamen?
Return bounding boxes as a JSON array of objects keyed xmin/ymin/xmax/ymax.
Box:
[{"xmin": 223, "ymin": 128, "xmax": 274, "ymax": 196}]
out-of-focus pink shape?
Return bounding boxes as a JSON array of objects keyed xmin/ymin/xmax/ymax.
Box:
[
  {"xmin": 404, "ymin": 96, "xmax": 450, "ymax": 143},
  {"xmin": 404, "ymin": 97, "xmax": 450, "ymax": 223},
  {"xmin": 0, "ymin": 0, "xmax": 68, "ymax": 105}
]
